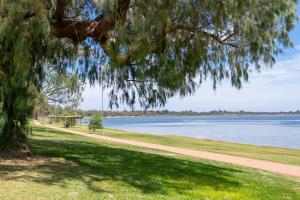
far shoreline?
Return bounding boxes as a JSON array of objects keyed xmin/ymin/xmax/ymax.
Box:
[{"xmin": 100, "ymin": 112, "xmax": 300, "ymax": 118}]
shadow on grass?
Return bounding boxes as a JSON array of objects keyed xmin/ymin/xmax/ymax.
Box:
[{"xmin": 0, "ymin": 126, "xmax": 243, "ymax": 195}]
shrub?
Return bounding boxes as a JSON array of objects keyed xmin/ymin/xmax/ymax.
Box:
[
  {"xmin": 65, "ymin": 118, "xmax": 76, "ymax": 127},
  {"xmin": 88, "ymin": 113, "xmax": 103, "ymax": 131}
]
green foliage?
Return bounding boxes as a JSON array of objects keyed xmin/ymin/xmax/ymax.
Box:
[
  {"xmin": 42, "ymin": 68, "xmax": 84, "ymax": 106},
  {"xmin": 60, "ymin": 111, "xmax": 78, "ymax": 128},
  {"xmin": 88, "ymin": 113, "xmax": 103, "ymax": 131},
  {"xmin": 57, "ymin": 0, "xmax": 298, "ymax": 109},
  {"xmin": 0, "ymin": 0, "xmax": 75, "ymax": 149},
  {"xmin": 34, "ymin": 68, "xmax": 84, "ymax": 117},
  {"xmin": 65, "ymin": 118, "xmax": 76, "ymax": 128},
  {"xmin": 102, "ymin": 0, "xmax": 298, "ymax": 109}
]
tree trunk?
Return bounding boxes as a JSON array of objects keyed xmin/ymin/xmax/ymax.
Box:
[{"xmin": 0, "ymin": 90, "xmax": 27, "ymax": 151}]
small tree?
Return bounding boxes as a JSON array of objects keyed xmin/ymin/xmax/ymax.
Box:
[{"xmin": 88, "ymin": 113, "xmax": 103, "ymax": 131}]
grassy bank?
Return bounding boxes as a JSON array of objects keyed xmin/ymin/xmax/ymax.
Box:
[
  {"xmin": 65, "ymin": 125, "xmax": 300, "ymax": 166},
  {"xmin": 1, "ymin": 125, "xmax": 300, "ymax": 200}
]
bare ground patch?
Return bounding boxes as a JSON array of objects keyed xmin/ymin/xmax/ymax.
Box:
[{"xmin": 0, "ymin": 156, "xmax": 77, "ymax": 167}]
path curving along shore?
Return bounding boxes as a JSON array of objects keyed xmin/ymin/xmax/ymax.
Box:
[{"xmin": 32, "ymin": 120, "xmax": 300, "ymax": 179}]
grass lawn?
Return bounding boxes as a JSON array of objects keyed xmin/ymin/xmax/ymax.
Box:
[
  {"xmin": 66, "ymin": 125, "xmax": 300, "ymax": 166},
  {"xmin": 1, "ymin": 126, "xmax": 300, "ymax": 200}
]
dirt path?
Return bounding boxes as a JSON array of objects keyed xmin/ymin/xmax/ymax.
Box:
[{"xmin": 33, "ymin": 121, "xmax": 300, "ymax": 179}]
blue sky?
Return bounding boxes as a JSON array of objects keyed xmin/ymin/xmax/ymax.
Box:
[{"xmin": 80, "ymin": 7, "xmax": 300, "ymax": 112}]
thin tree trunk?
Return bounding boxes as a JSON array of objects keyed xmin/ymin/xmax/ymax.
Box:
[{"xmin": 0, "ymin": 90, "xmax": 27, "ymax": 151}]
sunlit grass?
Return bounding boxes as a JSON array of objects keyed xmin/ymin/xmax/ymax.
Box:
[
  {"xmin": 67, "ymin": 125, "xmax": 300, "ymax": 166},
  {"xmin": 1, "ymin": 126, "xmax": 300, "ymax": 200}
]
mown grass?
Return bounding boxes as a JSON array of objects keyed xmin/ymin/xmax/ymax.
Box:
[
  {"xmin": 1, "ymin": 126, "xmax": 300, "ymax": 200},
  {"xmin": 67, "ymin": 125, "xmax": 300, "ymax": 166}
]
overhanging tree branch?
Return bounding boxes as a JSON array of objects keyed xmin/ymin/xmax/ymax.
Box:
[
  {"xmin": 170, "ymin": 25, "xmax": 238, "ymax": 48},
  {"xmin": 51, "ymin": 0, "xmax": 131, "ymax": 56}
]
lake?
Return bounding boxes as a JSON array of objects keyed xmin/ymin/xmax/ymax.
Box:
[{"xmin": 78, "ymin": 115, "xmax": 300, "ymax": 150}]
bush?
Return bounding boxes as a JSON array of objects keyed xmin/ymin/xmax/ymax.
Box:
[
  {"xmin": 88, "ymin": 113, "xmax": 103, "ymax": 131},
  {"xmin": 65, "ymin": 118, "xmax": 76, "ymax": 127}
]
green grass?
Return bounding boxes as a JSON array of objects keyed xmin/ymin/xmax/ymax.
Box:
[
  {"xmin": 1, "ymin": 126, "xmax": 300, "ymax": 199},
  {"xmin": 67, "ymin": 125, "xmax": 300, "ymax": 166}
]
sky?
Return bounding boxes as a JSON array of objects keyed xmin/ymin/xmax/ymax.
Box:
[{"xmin": 80, "ymin": 7, "xmax": 300, "ymax": 112}]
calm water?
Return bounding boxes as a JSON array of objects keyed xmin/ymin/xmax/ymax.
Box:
[{"xmin": 78, "ymin": 115, "xmax": 300, "ymax": 149}]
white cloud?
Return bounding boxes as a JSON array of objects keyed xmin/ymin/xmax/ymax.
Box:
[{"xmin": 295, "ymin": 45, "xmax": 300, "ymax": 51}]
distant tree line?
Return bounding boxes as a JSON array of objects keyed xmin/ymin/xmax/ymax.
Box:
[{"xmin": 52, "ymin": 108, "xmax": 300, "ymax": 118}]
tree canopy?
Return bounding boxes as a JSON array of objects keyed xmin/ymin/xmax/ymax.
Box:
[
  {"xmin": 48, "ymin": 0, "xmax": 298, "ymax": 108},
  {"xmin": 0, "ymin": 0, "xmax": 298, "ymax": 150},
  {"xmin": 0, "ymin": 0, "xmax": 75, "ymax": 149},
  {"xmin": 33, "ymin": 69, "xmax": 84, "ymax": 119}
]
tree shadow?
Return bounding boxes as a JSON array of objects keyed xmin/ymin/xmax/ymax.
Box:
[{"xmin": 1, "ymin": 127, "xmax": 244, "ymax": 196}]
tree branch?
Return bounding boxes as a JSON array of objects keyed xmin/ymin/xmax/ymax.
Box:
[
  {"xmin": 51, "ymin": 0, "xmax": 131, "ymax": 57},
  {"xmin": 51, "ymin": 18, "xmax": 115, "ymax": 44},
  {"xmin": 170, "ymin": 25, "xmax": 238, "ymax": 48},
  {"xmin": 126, "ymin": 79, "xmax": 157, "ymax": 83}
]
